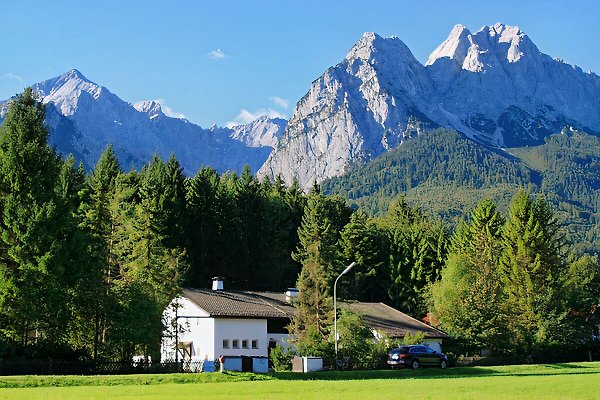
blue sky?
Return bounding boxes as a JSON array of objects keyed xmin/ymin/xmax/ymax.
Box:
[{"xmin": 1, "ymin": 0, "xmax": 598, "ymax": 127}]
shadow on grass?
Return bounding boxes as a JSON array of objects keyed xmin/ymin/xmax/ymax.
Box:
[{"xmin": 1, "ymin": 363, "xmax": 599, "ymax": 388}]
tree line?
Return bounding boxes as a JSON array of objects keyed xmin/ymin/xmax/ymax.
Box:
[
  {"xmin": 289, "ymin": 191, "xmax": 599, "ymax": 363},
  {"xmin": 0, "ymin": 90, "xmax": 310, "ymax": 360},
  {"xmin": 0, "ymin": 90, "xmax": 598, "ymax": 363},
  {"xmin": 0, "ymin": 90, "xmax": 449, "ymax": 361}
]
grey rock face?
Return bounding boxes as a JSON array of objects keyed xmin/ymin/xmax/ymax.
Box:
[{"xmin": 260, "ymin": 24, "xmax": 600, "ymax": 189}]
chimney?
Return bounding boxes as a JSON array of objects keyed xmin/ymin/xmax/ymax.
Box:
[
  {"xmin": 212, "ymin": 277, "xmax": 224, "ymax": 291},
  {"xmin": 285, "ymin": 288, "xmax": 299, "ymax": 303}
]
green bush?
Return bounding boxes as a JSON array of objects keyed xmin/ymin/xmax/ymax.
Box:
[
  {"xmin": 402, "ymin": 331, "xmax": 427, "ymax": 345},
  {"xmin": 269, "ymin": 345, "xmax": 297, "ymax": 372}
]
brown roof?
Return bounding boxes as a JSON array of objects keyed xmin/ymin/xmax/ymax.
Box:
[
  {"xmin": 342, "ymin": 302, "xmax": 448, "ymax": 339},
  {"xmin": 182, "ymin": 288, "xmax": 294, "ymax": 319},
  {"xmin": 182, "ymin": 289, "xmax": 446, "ymax": 339}
]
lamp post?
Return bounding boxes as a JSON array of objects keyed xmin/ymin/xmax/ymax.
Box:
[{"xmin": 334, "ymin": 261, "xmax": 356, "ymax": 369}]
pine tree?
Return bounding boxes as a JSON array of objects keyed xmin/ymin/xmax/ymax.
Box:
[
  {"xmin": 78, "ymin": 145, "xmax": 123, "ymax": 359},
  {"xmin": 120, "ymin": 155, "xmax": 186, "ymax": 359},
  {"xmin": 380, "ymin": 197, "xmax": 447, "ymax": 316},
  {"xmin": 184, "ymin": 166, "xmax": 224, "ymax": 287},
  {"xmin": 339, "ymin": 210, "xmax": 388, "ymax": 302}
]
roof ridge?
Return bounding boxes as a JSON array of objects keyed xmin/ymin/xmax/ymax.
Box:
[{"xmin": 250, "ymin": 292, "xmax": 292, "ymax": 317}]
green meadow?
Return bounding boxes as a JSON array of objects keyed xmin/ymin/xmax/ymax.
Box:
[{"xmin": 1, "ymin": 362, "xmax": 599, "ymax": 400}]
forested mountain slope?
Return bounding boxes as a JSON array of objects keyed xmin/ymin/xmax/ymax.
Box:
[{"xmin": 322, "ymin": 129, "xmax": 600, "ymax": 254}]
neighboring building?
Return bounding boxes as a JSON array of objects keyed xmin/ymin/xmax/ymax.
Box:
[
  {"xmin": 342, "ymin": 302, "xmax": 447, "ymax": 353},
  {"xmin": 160, "ymin": 278, "xmax": 447, "ymax": 363}
]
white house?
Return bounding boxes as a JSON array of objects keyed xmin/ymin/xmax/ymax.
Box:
[
  {"xmin": 160, "ymin": 278, "xmax": 447, "ymax": 369},
  {"xmin": 160, "ymin": 279, "xmax": 296, "ymax": 369}
]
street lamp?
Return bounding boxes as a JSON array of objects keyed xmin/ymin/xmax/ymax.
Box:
[{"xmin": 334, "ymin": 261, "xmax": 356, "ymax": 369}]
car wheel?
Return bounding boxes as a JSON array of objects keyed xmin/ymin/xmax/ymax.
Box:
[
  {"xmin": 440, "ymin": 360, "xmax": 447, "ymax": 369},
  {"xmin": 411, "ymin": 359, "xmax": 420, "ymax": 369}
]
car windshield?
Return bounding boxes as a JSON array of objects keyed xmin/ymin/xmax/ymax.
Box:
[{"xmin": 390, "ymin": 347, "xmax": 408, "ymax": 354}]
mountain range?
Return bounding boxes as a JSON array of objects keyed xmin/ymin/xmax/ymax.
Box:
[
  {"xmin": 0, "ymin": 69, "xmax": 286, "ymax": 174},
  {"xmin": 1, "ymin": 23, "xmax": 599, "ymax": 191},
  {"xmin": 258, "ymin": 23, "xmax": 600, "ymax": 189}
]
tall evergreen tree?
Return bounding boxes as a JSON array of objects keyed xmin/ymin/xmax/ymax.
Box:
[
  {"xmin": 501, "ymin": 191, "xmax": 569, "ymax": 355},
  {"xmin": 185, "ymin": 166, "xmax": 225, "ymax": 287},
  {"xmin": 78, "ymin": 145, "xmax": 123, "ymax": 359},
  {"xmin": 339, "ymin": 210, "xmax": 389, "ymax": 302},
  {"xmin": 290, "ymin": 193, "xmax": 339, "ymax": 340},
  {"xmin": 378, "ymin": 197, "xmax": 448, "ymax": 316},
  {"xmin": 0, "ymin": 88, "xmax": 71, "ymax": 351},
  {"xmin": 119, "ymin": 156, "xmax": 186, "ymax": 359},
  {"xmin": 430, "ymin": 199, "xmax": 509, "ymax": 352}
]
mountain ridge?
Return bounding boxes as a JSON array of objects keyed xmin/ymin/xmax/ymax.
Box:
[
  {"xmin": 321, "ymin": 127, "xmax": 600, "ymax": 255},
  {"xmin": 259, "ymin": 23, "xmax": 600, "ymax": 189},
  {"xmin": 1, "ymin": 23, "xmax": 599, "ymax": 189},
  {"xmin": 0, "ymin": 69, "xmax": 286, "ymax": 174}
]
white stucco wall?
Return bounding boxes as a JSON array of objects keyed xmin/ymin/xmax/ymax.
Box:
[
  {"xmin": 268, "ymin": 333, "xmax": 294, "ymax": 350},
  {"xmin": 161, "ymin": 296, "xmax": 274, "ymax": 361},
  {"xmin": 422, "ymin": 339, "xmax": 443, "ymax": 353},
  {"xmin": 161, "ymin": 297, "xmax": 215, "ymax": 362},
  {"xmin": 214, "ymin": 318, "xmax": 268, "ymax": 358}
]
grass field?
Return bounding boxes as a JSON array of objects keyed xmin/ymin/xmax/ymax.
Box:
[{"xmin": 1, "ymin": 362, "xmax": 599, "ymax": 399}]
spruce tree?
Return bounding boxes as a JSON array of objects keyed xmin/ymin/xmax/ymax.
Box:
[
  {"xmin": 380, "ymin": 197, "xmax": 447, "ymax": 316},
  {"xmin": 291, "ymin": 193, "xmax": 338, "ymax": 340},
  {"xmin": 501, "ymin": 191, "xmax": 567, "ymax": 355},
  {"xmin": 430, "ymin": 199, "xmax": 509, "ymax": 352},
  {"xmin": 78, "ymin": 145, "xmax": 123, "ymax": 359},
  {"xmin": 339, "ymin": 210, "xmax": 388, "ymax": 302},
  {"xmin": 123, "ymin": 156, "xmax": 186, "ymax": 359},
  {"xmin": 185, "ymin": 167, "xmax": 224, "ymax": 287}
]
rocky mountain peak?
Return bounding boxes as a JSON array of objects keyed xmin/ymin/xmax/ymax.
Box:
[
  {"xmin": 478, "ymin": 23, "xmax": 537, "ymax": 63},
  {"xmin": 347, "ymin": 32, "xmax": 416, "ymax": 65},
  {"xmin": 426, "ymin": 24, "xmax": 472, "ymax": 67},
  {"xmin": 261, "ymin": 23, "xmax": 600, "ymax": 189},
  {"xmin": 428, "ymin": 23, "xmax": 538, "ymax": 72},
  {"xmin": 32, "ymin": 69, "xmax": 105, "ymax": 116},
  {"xmin": 133, "ymin": 100, "xmax": 165, "ymax": 119}
]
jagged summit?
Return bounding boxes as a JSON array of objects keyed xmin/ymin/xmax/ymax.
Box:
[
  {"xmin": 426, "ymin": 24, "xmax": 471, "ymax": 67},
  {"xmin": 260, "ymin": 24, "xmax": 600, "ymax": 189},
  {"xmin": 483, "ymin": 22, "xmax": 522, "ymax": 38},
  {"xmin": 36, "ymin": 68, "xmax": 97, "ymax": 94},
  {"xmin": 427, "ymin": 23, "xmax": 539, "ymax": 71},
  {"xmin": 226, "ymin": 116, "xmax": 287, "ymax": 148},
  {"xmin": 133, "ymin": 100, "xmax": 164, "ymax": 119},
  {"xmin": 65, "ymin": 68, "xmax": 87, "ymax": 79},
  {"xmin": 346, "ymin": 31, "xmax": 416, "ymax": 64},
  {"xmin": 32, "ymin": 69, "xmax": 107, "ymax": 116}
]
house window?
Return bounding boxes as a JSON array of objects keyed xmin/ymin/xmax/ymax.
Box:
[
  {"xmin": 232, "ymin": 339, "xmax": 239, "ymax": 349},
  {"xmin": 242, "ymin": 340, "xmax": 249, "ymax": 349},
  {"xmin": 222, "ymin": 339, "xmax": 229, "ymax": 349},
  {"xmin": 252, "ymin": 340, "xmax": 258, "ymax": 349}
]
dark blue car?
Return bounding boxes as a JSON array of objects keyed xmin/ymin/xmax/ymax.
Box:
[{"xmin": 387, "ymin": 345, "xmax": 448, "ymax": 369}]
